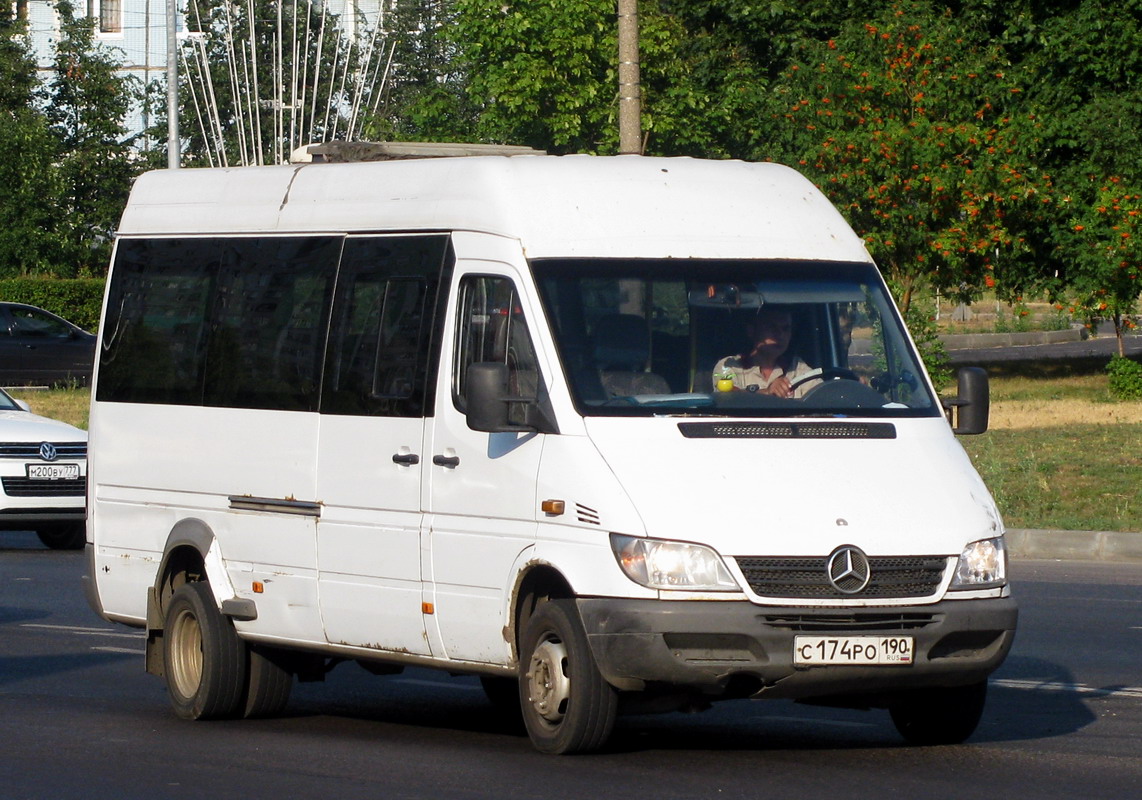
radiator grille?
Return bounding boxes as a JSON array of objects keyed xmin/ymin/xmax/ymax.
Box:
[
  {"xmin": 763, "ymin": 612, "xmax": 938, "ymax": 632},
  {"xmin": 1, "ymin": 476, "xmax": 87, "ymax": 497},
  {"xmin": 0, "ymin": 442, "xmax": 87, "ymax": 459},
  {"xmin": 736, "ymin": 555, "xmax": 948, "ymax": 599}
]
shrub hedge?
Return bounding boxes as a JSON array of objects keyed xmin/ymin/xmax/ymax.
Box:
[
  {"xmin": 1107, "ymin": 355, "xmax": 1142, "ymax": 400},
  {"xmin": 0, "ymin": 278, "xmax": 105, "ymax": 332}
]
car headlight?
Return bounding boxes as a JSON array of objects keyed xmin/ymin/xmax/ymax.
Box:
[
  {"xmin": 610, "ymin": 534, "xmax": 740, "ymax": 591},
  {"xmin": 951, "ymin": 537, "xmax": 1007, "ymax": 589}
]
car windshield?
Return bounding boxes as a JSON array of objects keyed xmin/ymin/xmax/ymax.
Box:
[
  {"xmin": 0, "ymin": 389, "xmax": 21, "ymax": 411},
  {"xmin": 532, "ymin": 259, "xmax": 940, "ymax": 419}
]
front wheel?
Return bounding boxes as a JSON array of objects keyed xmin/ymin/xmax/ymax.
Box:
[
  {"xmin": 163, "ymin": 582, "xmax": 248, "ymax": 720},
  {"xmin": 889, "ymin": 680, "xmax": 988, "ymax": 745},
  {"xmin": 518, "ymin": 599, "xmax": 617, "ymax": 754}
]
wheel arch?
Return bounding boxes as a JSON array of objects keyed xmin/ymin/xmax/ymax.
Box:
[
  {"xmin": 145, "ymin": 518, "xmax": 230, "ymax": 675},
  {"xmin": 507, "ymin": 561, "xmax": 575, "ymax": 664}
]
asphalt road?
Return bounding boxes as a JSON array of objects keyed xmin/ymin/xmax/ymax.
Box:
[{"xmin": 2, "ymin": 534, "xmax": 1140, "ymax": 800}]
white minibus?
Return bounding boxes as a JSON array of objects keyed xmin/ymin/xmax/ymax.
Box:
[{"xmin": 86, "ymin": 148, "xmax": 1016, "ymax": 754}]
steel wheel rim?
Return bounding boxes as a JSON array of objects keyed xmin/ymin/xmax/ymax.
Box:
[
  {"xmin": 169, "ymin": 607, "xmax": 203, "ymax": 699},
  {"xmin": 526, "ymin": 636, "xmax": 571, "ymax": 725}
]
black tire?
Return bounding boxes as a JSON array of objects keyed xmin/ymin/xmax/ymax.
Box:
[
  {"xmin": 518, "ymin": 599, "xmax": 618, "ymax": 754},
  {"xmin": 243, "ymin": 645, "xmax": 293, "ymax": 719},
  {"xmin": 163, "ymin": 582, "xmax": 248, "ymax": 720},
  {"xmin": 35, "ymin": 523, "xmax": 85, "ymax": 550},
  {"xmin": 890, "ymin": 680, "xmax": 988, "ymax": 745}
]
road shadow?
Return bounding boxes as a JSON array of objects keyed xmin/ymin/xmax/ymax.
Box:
[
  {"xmin": 0, "ymin": 649, "xmax": 137, "ymax": 688},
  {"xmin": 0, "ymin": 604, "xmax": 50, "ymax": 625},
  {"xmin": 248, "ymin": 658, "xmax": 1100, "ymax": 756}
]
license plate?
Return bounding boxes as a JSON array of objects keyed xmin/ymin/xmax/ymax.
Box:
[
  {"xmin": 26, "ymin": 463, "xmax": 80, "ymax": 480},
  {"xmin": 794, "ymin": 635, "xmax": 913, "ymax": 666}
]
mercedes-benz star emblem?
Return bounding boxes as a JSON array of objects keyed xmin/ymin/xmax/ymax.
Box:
[
  {"xmin": 39, "ymin": 442, "xmax": 58, "ymax": 462},
  {"xmin": 826, "ymin": 545, "xmax": 871, "ymax": 594}
]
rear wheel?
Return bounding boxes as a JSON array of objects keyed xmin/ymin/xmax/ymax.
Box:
[
  {"xmin": 243, "ymin": 645, "xmax": 293, "ymax": 719},
  {"xmin": 890, "ymin": 680, "xmax": 988, "ymax": 745},
  {"xmin": 519, "ymin": 599, "xmax": 617, "ymax": 754},
  {"xmin": 163, "ymin": 582, "xmax": 247, "ymax": 720},
  {"xmin": 35, "ymin": 523, "xmax": 84, "ymax": 550}
]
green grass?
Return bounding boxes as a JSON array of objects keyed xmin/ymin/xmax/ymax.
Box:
[
  {"xmin": 9, "ymin": 387, "xmax": 90, "ymax": 430},
  {"xmin": 9, "ymin": 378, "xmax": 1141, "ymax": 532},
  {"xmin": 961, "ymin": 425, "xmax": 1142, "ymax": 532},
  {"xmin": 958, "ymin": 362, "xmax": 1142, "ymax": 532}
]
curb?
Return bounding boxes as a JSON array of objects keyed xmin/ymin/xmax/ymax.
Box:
[
  {"xmin": 1006, "ymin": 528, "xmax": 1142, "ymax": 562},
  {"xmin": 940, "ymin": 329, "xmax": 1083, "ymax": 350}
]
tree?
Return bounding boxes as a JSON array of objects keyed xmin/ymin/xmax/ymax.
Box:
[
  {"xmin": 1062, "ymin": 179, "xmax": 1142, "ymax": 356},
  {"xmin": 359, "ymin": 0, "xmax": 476, "ymax": 142},
  {"xmin": 446, "ymin": 0, "xmax": 771, "ymax": 156},
  {"xmin": 0, "ymin": 7, "xmax": 64, "ymax": 276},
  {"xmin": 167, "ymin": 0, "xmax": 394, "ymax": 166},
  {"xmin": 43, "ymin": 1, "xmax": 136, "ymax": 275},
  {"xmin": 763, "ymin": 2, "xmax": 1055, "ymax": 314}
]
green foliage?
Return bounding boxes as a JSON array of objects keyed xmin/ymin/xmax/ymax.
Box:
[
  {"xmin": 42, "ymin": 1, "xmax": 136, "ymax": 275},
  {"xmin": 0, "ymin": 12, "xmax": 66, "ymax": 275},
  {"xmin": 763, "ymin": 2, "xmax": 1055, "ymax": 314},
  {"xmin": 449, "ymin": 0, "xmax": 623, "ymax": 153},
  {"xmin": 1060, "ymin": 179, "xmax": 1142, "ymax": 355},
  {"xmin": 0, "ymin": 3, "xmax": 135, "ymax": 277},
  {"xmin": 361, "ymin": 0, "xmax": 476, "ymax": 142},
  {"xmin": 0, "ymin": 278, "xmax": 105, "ymax": 331},
  {"xmin": 1106, "ymin": 355, "xmax": 1142, "ymax": 400},
  {"xmin": 446, "ymin": 0, "xmax": 769, "ymax": 155},
  {"xmin": 902, "ymin": 304, "xmax": 952, "ymax": 391}
]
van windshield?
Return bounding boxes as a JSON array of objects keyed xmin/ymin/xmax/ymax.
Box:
[{"xmin": 532, "ymin": 259, "xmax": 941, "ymax": 419}]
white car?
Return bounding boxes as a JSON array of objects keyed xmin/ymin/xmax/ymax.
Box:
[{"xmin": 0, "ymin": 388, "xmax": 87, "ymax": 549}]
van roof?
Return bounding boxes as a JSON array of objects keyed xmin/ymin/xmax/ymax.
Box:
[{"xmin": 117, "ymin": 155, "xmax": 872, "ymax": 263}]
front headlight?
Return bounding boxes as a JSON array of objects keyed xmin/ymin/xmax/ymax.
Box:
[
  {"xmin": 951, "ymin": 537, "xmax": 1007, "ymax": 589},
  {"xmin": 610, "ymin": 534, "xmax": 740, "ymax": 591}
]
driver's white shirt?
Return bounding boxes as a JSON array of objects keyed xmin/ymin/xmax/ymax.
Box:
[{"xmin": 711, "ymin": 354, "xmax": 820, "ymax": 398}]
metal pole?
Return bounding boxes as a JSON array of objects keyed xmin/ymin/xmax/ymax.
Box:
[
  {"xmin": 617, "ymin": 0, "xmax": 641, "ymax": 154},
  {"xmin": 166, "ymin": 0, "xmax": 179, "ymax": 168}
]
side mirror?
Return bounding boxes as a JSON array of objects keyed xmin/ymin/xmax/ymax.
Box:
[
  {"xmin": 465, "ymin": 362, "xmax": 526, "ymax": 433},
  {"xmin": 944, "ymin": 367, "xmax": 989, "ymax": 435}
]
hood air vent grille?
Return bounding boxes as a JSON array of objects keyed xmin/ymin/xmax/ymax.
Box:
[{"xmin": 677, "ymin": 422, "xmax": 896, "ymax": 440}]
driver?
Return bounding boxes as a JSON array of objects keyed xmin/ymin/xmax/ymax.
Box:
[{"xmin": 712, "ymin": 306, "xmax": 821, "ymax": 398}]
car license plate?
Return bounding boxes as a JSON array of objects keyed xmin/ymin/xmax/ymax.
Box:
[
  {"xmin": 794, "ymin": 635, "xmax": 913, "ymax": 666},
  {"xmin": 26, "ymin": 463, "xmax": 80, "ymax": 480}
]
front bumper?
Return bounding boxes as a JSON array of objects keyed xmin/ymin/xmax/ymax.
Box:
[
  {"xmin": 577, "ymin": 595, "xmax": 1017, "ymax": 701},
  {"xmin": 0, "ymin": 506, "xmax": 86, "ymax": 529}
]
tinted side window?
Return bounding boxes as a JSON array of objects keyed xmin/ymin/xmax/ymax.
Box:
[
  {"xmin": 8, "ymin": 307, "xmax": 75, "ymax": 338},
  {"xmin": 99, "ymin": 236, "xmax": 340, "ymax": 411},
  {"xmin": 203, "ymin": 238, "xmax": 340, "ymax": 411},
  {"xmin": 321, "ymin": 235, "xmax": 450, "ymax": 417},
  {"xmin": 97, "ymin": 238, "xmax": 219, "ymax": 405}
]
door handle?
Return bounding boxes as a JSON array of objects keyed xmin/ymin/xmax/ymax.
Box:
[
  {"xmin": 391, "ymin": 453, "xmax": 420, "ymax": 465},
  {"xmin": 432, "ymin": 454, "xmax": 460, "ymax": 468}
]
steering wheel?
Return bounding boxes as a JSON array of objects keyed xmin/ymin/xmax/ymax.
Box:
[{"xmin": 787, "ymin": 367, "xmax": 861, "ymax": 391}]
